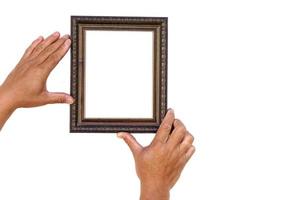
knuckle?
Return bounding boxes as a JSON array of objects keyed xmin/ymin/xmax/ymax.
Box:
[
  {"xmin": 49, "ymin": 53, "xmax": 61, "ymax": 63},
  {"xmin": 151, "ymin": 139, "xmax": 160, "ymax": 147},
  {"xmin": 34, "ymin": 67, "xmax": 46, "ymax": 76},
  {"xmin": 54, "ymin": 52, "xmax": 62, "ymax": 60},
  {"xmin": 26, "ymin": 59, "xmax": 37, "ymax": 67},
  {"xmin": 181, "ymin": 141, "xmax": 192, "ymax": 150},
  {"xmin": 191, "ymin": 145, "xmax": 196, "ymax": 152},
  {"xmin": 189, "ymin": 146, "xmax": 196, "ymax": 155},
  {"xmin": 160, "ymin": 122, "xmax": 172, "ymax": 130},
  {"xmin": 189, "ymin": 136, "xmax": 194, "ymax": 143},
  {"xmin": 174, "ymin": 119, "xmax": 186, "ymax": 129},
  {"xmin": 187, "ymin": 133, "xmax": 194, "ymax": 142},
  {"xmin": 177, "ymin": 126, "xmax": 186, "ymax": 134},
  {"xmin": 34, "ymin": 57, "xmax": 44, "ymax": 65},
  {"xmin": 190, "ymin": 134, "xmax": 194, "ymax": 142},
  {"xmin": 174, "ymin": 119, "xmax": 181, "ymax": 126},
  {"xmin": 45, "ymin": 46, "xmax": 56, "ymax": 54},
  {"xmin": 162, "ymin": 145, "xmax": 172, "ymax": 156},
  {"xmin": 57, "ymin": 96, "xmax": 66, "ymax": 103},
  {"xmin": 180, "ymin": 156, "xmax": 187, "ymax": 165},
  {"xmin": 35, "ymin": 45, "xmax": 44, "ymax": 52},
  {"xmin": 59, "ymin": 37, "xmax": 67, "ymax": 44}
]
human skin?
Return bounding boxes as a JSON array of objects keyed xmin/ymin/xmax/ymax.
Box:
[
  {"xmin": 118, "ymin": 109, "xmax": 195, "ymax": 200},
  {"xmin": 0, "ymin": 32, "xmax": 74, "ymax": 129},
  {"xmin": 0, "ymin": 33, "xmax": 195, "ymax": 200}
]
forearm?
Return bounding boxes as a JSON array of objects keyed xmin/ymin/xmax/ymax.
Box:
[
  {"xmin": 0, "ymin": 86, "xmax": 16, "ymax": 130},
  {"xmin": 140, "ymin": 183, "xmax": 170, "ymax": 200}
]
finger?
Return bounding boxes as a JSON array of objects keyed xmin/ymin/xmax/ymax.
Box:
[
  {"xmin": 30, "ymin": 32, "xmax": 60, "ymax": 58},
  {"xmin": 167, "ymin": 119, "xmax": 187, "ymax": 147},
  {"xmin": 42, "ymin": 39, "xmax": 71, "ymax": 73},
  {"xmin": 179, "ymin": 132, "xmax": 194, "ymax": 154},
  {"xmin": 43, "ymin": 92, "xmax": 74, "ymax": 104},
  {"xmin": 153, "ymin": 109, "xmax": 175, "ymax": 143},
  {"xmin": 177, "ymin": 145, "xmax": 196, "ymax": 171},
  {"xmin": 37, "ymin": 34, "xmax": 69, "ymax": 64},
  {"xmin": 185, "ymin": 146, "xmax": 196, "ymax": 162},
  {"xmin": 21, "ymin": 36, "xmax": 44, "ymax": 59},
  {"xmin": 117, "ymin": 132, "xmax": 143, "ymax": 157}
]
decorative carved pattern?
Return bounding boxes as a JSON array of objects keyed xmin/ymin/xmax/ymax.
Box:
[{"xmin": 70, "ymin": 16, "xmax": 168, "ymax": 133}]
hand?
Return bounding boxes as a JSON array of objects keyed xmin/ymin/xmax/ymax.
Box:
[
  {"xmin": 0, "ymin": 32, "xmax": 73, "ymax": 129},
  {"xmin": 0, "ymin": 32, "xmax": 73, "ymax": 109},
  {"xmin": 118, "ymin": 109, "xmax": 195, "ymax": 200}
]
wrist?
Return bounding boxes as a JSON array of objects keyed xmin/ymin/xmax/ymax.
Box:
[
  {"xmin": 140, "ymin": 182, "xmax": 170, "ymax": 200},
  {"xmin": 0, "ymin": 85, "xmax": 18, "ymax": 112},
  {"xmin": 0, "ymin": 85, "xmax": 17, "ymax": 130}
]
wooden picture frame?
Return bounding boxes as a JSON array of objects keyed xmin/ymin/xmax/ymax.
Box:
[{"xmin": 70, "ymin": 16, "xmax": 168, "ymax": 133}]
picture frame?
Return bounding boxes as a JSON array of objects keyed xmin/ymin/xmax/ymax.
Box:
[{"xmin": 70, "ymin": 16, "xmax": 168, "ymax": 133}]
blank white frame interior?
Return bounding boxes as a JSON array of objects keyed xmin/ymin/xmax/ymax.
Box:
[{"xmin": 85, "ymin": 30, "xmax": 154, "ymax": 119}]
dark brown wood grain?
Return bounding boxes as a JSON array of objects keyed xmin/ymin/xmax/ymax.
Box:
[{"xmin": 70, "ymin": 16, "xmax": 168, "ymax": 133}]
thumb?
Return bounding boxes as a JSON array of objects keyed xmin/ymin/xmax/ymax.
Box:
[
  {"xmin": 117, "ymin": 132, "xmax": 142, "ymax": 156},
  {"xmin": 44, "ymin": 92, "xmax": 74, "ymax": 104}
]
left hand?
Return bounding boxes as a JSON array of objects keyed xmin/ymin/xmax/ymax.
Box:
[{"xmin": 0, "ymin": 32, "xmax": 73, "ymax": 111}]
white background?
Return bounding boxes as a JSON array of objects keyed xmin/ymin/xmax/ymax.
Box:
[
  {"xmin": 85, "ymin": 30, "xmax": 153, "ymax": 118},
  {"xmin": 0, "ymin": 0, "xmax": 300, "ymax": 199}
]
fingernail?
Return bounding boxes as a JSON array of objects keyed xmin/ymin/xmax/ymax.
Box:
[
  {"xmin": 66, "ymin": 96, "xmax": 74, "ymax": 104},
  {"xmin": 64, "ymin": 39, "xmax": 71, "ymax": 46},
  {"xmin": 36, "ymin": 36, "xmax": 43, "ymax": 41},
  {"xmin": 53, "ymin": 31, "xmax": 60, "ymax": 36},
  {"xmin": 62, "ymin": 34, "xmax": 70, "ymax": 39},
  {"xmin": 168, "ymin": 108, "xmax": 174, "ymax": 113},
  {"xmin": 117, "ymin": 132, "xmax": 124, "ymax": 138}
]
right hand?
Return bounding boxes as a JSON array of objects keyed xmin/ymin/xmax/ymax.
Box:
[{"xmin": 118, "ymin": 109, "xmax": 195, "ymax": 200}]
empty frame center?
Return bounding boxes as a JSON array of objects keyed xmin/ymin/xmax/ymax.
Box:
[{"xmin": 84, "ymin": 30, "xmax": 154, "ymax": 119}]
